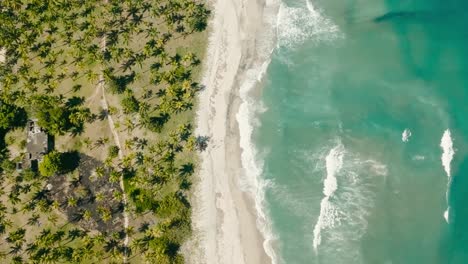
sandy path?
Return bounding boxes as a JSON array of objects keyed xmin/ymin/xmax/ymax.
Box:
[
  {"xmin": 192, "ymin": 0, "xmax": 278, "ymax": 262},
  {"xmin": 97, "ymin": 9, "xmax": 130, "ymax": 261},
  {"xmin": 0, "ymin": 48, "xmax": 5, "ymax": 63},
  {"xmin": 98, "ymin": 69, "xmax": 130, "ymax": 255}
]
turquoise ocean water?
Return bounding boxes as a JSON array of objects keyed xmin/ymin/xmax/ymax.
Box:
[{"xmin": 252, "ymin": 0, "xmax": 468, "ymax": 263}]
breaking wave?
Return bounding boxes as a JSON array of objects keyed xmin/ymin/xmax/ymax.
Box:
[
  {"xmin": 440, "ymin": 129, "xmax": 455, "ymax": 223},
  {"xmin": 235, "ymin": 0, "xmax": 280, "ymax": 262},
  {"xmin": 440, "ymin": 129, "xmax": 454, "ymax": 177},
  {"xmin": 313, "ymin": 143, "xmax": 345, "ymax": 251},
  {"xmin": 276, "ymin": 0, "xmax": 340, "ymax": 48},
  {"xmin": 402, "ymin": 129, "xmax": 412, "ymax": 142},
  {"xmin": 311, "ymin": 143, "xmax": 387, "ymax": 262}
]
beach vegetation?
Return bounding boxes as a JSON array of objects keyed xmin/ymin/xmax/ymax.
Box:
[
  {"xmin": 0, "ymin": 0, "xmax": 209, "ymax": 262},
  {"xmin": 108, "ymin": 145, "xmax": 120, "ymax": 159},
  {"xmin": 0, "ymin": 99, "xmax": 27, "ymax": 129},
  {"xmin": 39, "ymin": 151, "xmax": 64, "ymax": 177}
]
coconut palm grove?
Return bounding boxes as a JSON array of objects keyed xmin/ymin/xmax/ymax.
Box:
[{"xmin": 0, "ymin": 0, "xmax": 210, "ymax": 263}]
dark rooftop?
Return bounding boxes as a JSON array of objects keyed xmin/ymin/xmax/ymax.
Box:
[{"xmin": 23, "ymin": 119, "xmax": 51, "ymax": 170}]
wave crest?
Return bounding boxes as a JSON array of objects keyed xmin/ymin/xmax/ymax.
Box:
[
  {"xmin": 312, "ymin": 145, "xmax": 387, "ymax": 261},
  {"xmin": 313, "ymin": 143, "xmax": 345, "ymax": 251},
  {"xmin": 440, "ymin": 129, "xmax": 454, "ymax": 177},
  {"xmin": 402, "ymin": 129, "xmax": 412, "ymax": 142},
  {"xmin": 276, "ymin": 0, "xmax": 340, "ymax": 48},
  {"xmin": 440, "ymin": 129, "xmax": 455, "ymax": 223}
]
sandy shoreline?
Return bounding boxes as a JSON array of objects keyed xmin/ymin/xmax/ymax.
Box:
[{"xmin": 189, "ymin": 0, "xmax": 277, "ymax": 262}]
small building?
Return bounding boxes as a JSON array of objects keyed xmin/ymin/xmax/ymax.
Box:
[{"xmin": 23, "ymin": 119, "xmax": 52, "ymax": 171}]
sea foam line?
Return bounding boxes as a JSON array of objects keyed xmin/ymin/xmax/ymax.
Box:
[
  {"xmin": 236, "ymin": 0, "xmax": 280, "ymax": 263},
  {"xmin": 312, "ymin": 143, "xmax": 344, "ymax": 252},
  {"xmin": 237, "ymin": 67, "xmax": 278, "ymax": 264},
  {"xmin": 238, "ymin": 0, "xmax": 342, "ymax": 261},
  {"xmin": 440, "ymin": 129, "xmax": 455, "ymax": 223}
]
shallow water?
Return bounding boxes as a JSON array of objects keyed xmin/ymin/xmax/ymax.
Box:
[{"xmin": 253, "ymin": 0, "xmax": 468, "ymax": 263}]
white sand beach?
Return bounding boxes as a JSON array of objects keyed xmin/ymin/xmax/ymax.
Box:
[{"xmin": 190, "ymin": 0, "xmax": 278, "ymax": 262}]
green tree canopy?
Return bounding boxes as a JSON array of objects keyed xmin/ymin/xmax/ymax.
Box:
[
  {"xmin": 38, "ymin": 151, "xmax": 64, "ymax": 177},
  {"xmin": 121, "ymin": 91, "xmax": 140, "ymax": 114},
  {"xmin": 156, "ymin": 193, "xmax": 189, "ymax": 219},
  {"xmin": 107, "ymin": 145, "xmax": 120, "ymax": 159},
  {"xmin": 0, "ymin": 99, "xmax": 27, "ymax": 129},
  {"xmin": 30, "ymin": 95, "xmax": 92, "ymax": 135}
]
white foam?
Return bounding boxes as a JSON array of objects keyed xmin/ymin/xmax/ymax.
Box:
[
  {"xmin": 313, "ymin": 197, "xmax": 340, "ymax": 251},
  {"xmin": 440, "ymin": 129, "xmax": 455, "ymax": 223},
  {"xmin": 311, "ymin": 152, "xmax": 387, "ymax": 261},
  {"xmin": 235, "ymin": 0, "xmax": 281, "ymax": 262},
  {"xmin": 440, "ymin": 129, "xmax": 454, "ymax": 177},
  {"xmin": 402, "ymin": 129, "xmax": 412, "ymax": 142},
  {"xmin": 237, "ymin": 68, "xmax": 278, "ymax": 263},
  {"xmin": 305, "ymin": 0, "xmax": 314, "ymax": 13},
  {"xmin": 323, "ymin": 144, "xmax": 344, "ymax": 196},
  {"xmin": 276, "ymin": 0, "xmax": 340, "ymax": 48},
  {"xmin": 313, "ymin": 143, "xmax": 344, "ymax": 251}
]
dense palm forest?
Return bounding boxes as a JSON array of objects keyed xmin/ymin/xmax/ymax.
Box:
[{"xmin": 0, "ymin": 0, "xmax": 209, "ymax": 263}]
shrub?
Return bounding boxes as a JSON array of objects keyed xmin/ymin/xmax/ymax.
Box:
[
  {"xmin": 39, "ymin": 151, "xmax": 63, "ymax": 177},
  {"xmin": 156, "ymin": 193, "xmax": 189, "ymax": 219},
  {"xmin": 38, "ymin": 151, "xmax": 79, "ymax": 177},
  {"xmin": 1, "ymin": 159, "xmax": 15, "ymax": 173},
  {"xmin": 108, "ymin": 145, "xmax": 120, "ymax": 159},
  {"xmin": 121, "ymin": 92, "xmax": 140, "ymax": 114}
]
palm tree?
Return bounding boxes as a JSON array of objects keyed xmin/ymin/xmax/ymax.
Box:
[
  {"xmin": 135, "ymin": 138, "xmax": 148, "ymax": 150},
  {"xmin": 83, "ymin": 209, "xmax": 93, "ymax": 222},
  {"xmin": 9, "ymin": 243, "xmax": 23, "ymax": 255},
  {"xmin": 6, "ymin": 228, "xmax": 26, "ymax": 245},
  {"xmin": 123, "ymin": 117, "xmax": 135, "ymax": 134},
  {"xmin": 95, "ymin": 191, "xmax": 105, "ymax": 202},
  {"xmin": 95, "ymin": 166, "xmax": 106, "ymax": 179},
  {"xmin": 72, "ymin": 84, "xmax": 82, "ymax": 93},
  {"xmin": 69, "ymin": 108, "xmax": 92, "ymax": 127},
  {"xmin": 109, "ymin": 170, "xmax": 120, "ymax": 183},
  {"xmin": 124, "ymin": 139, "xmax": 134, "ymax": 150},
  {"xmin": 112, "ymin": 191, "xmax": 123, "ymax": 202},
  {"xmin": 26, "ymin": 214, "xmax": 41, "ymax": 227},
  {"xmin": 67, "ymin": 197, "xmax": 78, "ymax": 208},
  {"xmin": 83, "ymin": 137, "xmax": 92, "ymax": 149},
  {"xmin": 0, "ymin": 0, "xmax": 212, "ymax": 261},
  {"xmin": 108, "ymin": 106, "xmax": 119, "ymax": 115},
  {"xmin": 47, "ymin": 214, "xmax": 59, "ymax": 226},
  {"xmin": 85, "ymin": 69, "xmax": 99, "ymax": 83},
  {"xmin": 51, "ymin": 200, "xmax": 60, "ymax": 210},
  {"xmin": 11, "ymin": 256, "xmax": 22, "ymax": 264},
  {"xmin": 95, "ymin": 137, "xmax": 109, "ymax": 148},
  {"xmin": 67, "ymin": 228, "xmax": 86, "ymax": 242},
  {"xmin": 104, "ymin": 238, "xmax": 123, "ymax": 260},
  {"xmin": 98, "ymin": 206, "xmax": 112, "ymax": 223},
  {"xmin": 0, "ymin": 220, "xmax": 11, "ymax": 237}
]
